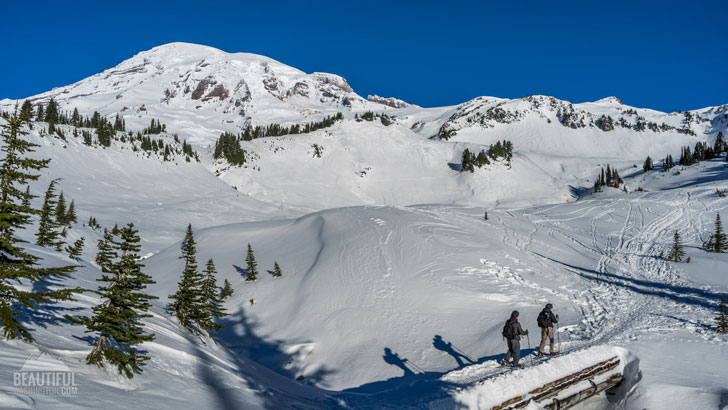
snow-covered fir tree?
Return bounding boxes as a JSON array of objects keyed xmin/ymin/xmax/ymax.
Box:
[
  {"xmin": 199, "ymin": 259, "xmax": 227, "ymax": 338},
  {"xmin": 245, "ymin": 243, "xmax": 258, "ymax": 281},
  {"xmin": 66, "ymin": 223, "xmax": 157, "ymax": 378},
  {"xmin": 55, "ymin": 191, "xmax": 67, "ymax": 225},
  {"xmin": 169, "ymin": 224, "xmax": 206, "ymax": 335},
  {"xmin": 221, "ymin": 279, "xmax": 234, "ymax": 300},
  {"xmin": 0, "ymin": 105, "xmax": 79, "ymax": 342},
  {"xmin": 667, "ymin": 231, "xmax": 685, "ymax": 262},
  {"xmin": 66, "ymin": 199, "xmax": 77, "ymax": 224},
  {"xmin": 273, "ymin": 261, "xmax": 283, "ymax": 278},
  {"xmin": 66, "ymin": 237, "xmax": 85, "ymax": 260},
  {"xmin": 703, "ymin": 213, "xmax": 727, "ymax": 253},
  {"xmin": 716, "ymin": 297, "xmax": 728, "ymax": 334},
  {"xmin": 35, "ymin": 179, "xmax": 64, "ymax": 249}
]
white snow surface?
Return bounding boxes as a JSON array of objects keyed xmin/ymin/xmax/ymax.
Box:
[
  {"xmin": 450, "ymin": 345, "xmax": 633, "ymax": 409},
  {"xmin": 0, "ymin": 43, "xmax": 727, "ymax": 409}
]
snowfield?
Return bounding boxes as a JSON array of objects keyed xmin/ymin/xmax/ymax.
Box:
[{"xmin": 0, "ymin": 43, "xmax": 727, "ymax": 410}]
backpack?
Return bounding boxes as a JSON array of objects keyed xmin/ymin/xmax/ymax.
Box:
[
  {"xmin": 537, "ymin": 310, "xmax": 549, "ymax": 328},
  {"xmin": 502, "ymin": 320, "xmax": 516, "ymax": 339}
]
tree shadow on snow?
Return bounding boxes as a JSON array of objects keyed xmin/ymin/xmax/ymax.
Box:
[
  {"xmin": 19, "ymin": 275, "xmax": 85, "ymax": 330},
  {"xmin": 232, "ymin": 264, "xmax": 253, "ymax": 281},
  {"xmin": 659, "ymin": 158, "xmax": 728, "ymax": 190},
  {"xmin": 538, "ymin": 254, "xmax": 726, "ymax": 310},
  {"xmin": 210, "ymin": 306, "xmax": 340, "ymax": 409}
]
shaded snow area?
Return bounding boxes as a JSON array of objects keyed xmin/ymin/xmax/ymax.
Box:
[{"xmin": 0, "ymin": 42, "xmax": 727, "ymax": 409}]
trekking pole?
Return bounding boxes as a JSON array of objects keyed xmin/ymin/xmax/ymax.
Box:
[
  {"xmin": 526, "ymin": 333, "xmax": 533, "ymax": 366},
  {"xmin": 557, "ymin": 322, "xmax": 561, "ymax": 354},
  {"xmin": 408, "ymin": 361, "xmax": 425, "ymax": 374},
  {"xmin": 451, "ymin": 343, "xmax": 474, "ymax": 363}
]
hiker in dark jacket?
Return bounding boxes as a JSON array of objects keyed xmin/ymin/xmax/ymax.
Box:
[
  {"xmin": 503, "ymin": 310, "xmax": 528, "ymax": 367},
  {"xmin": 537, "ymin": 303, "xmax": 559, "ymax": 357}
]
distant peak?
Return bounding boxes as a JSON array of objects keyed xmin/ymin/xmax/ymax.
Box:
[
  {"xmin": 595, "ymin": 96, "xmax": 623, "ymax": 105},
  {"xmin": 367, "ymin": 95, "xmax": 411, "ymax": 108}
]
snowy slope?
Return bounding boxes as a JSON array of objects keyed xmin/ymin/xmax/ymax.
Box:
[
  {"xmin": 4, "ymin": 139, "xmax": 726, "ymax": 409},
  {"xmin": 1, "ymin": 43, "xmax": 728, "ymax": 410}
]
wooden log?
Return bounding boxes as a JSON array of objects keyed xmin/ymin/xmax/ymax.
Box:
[
  {"xmin": 528, "ymin": 356, "xmax": 620, "ymax": 395},
  {"xmin": 529, "ymin": 357, "xmax": 620, "ymax": 403},
  {"xmin": 542, "ymin": 374, "xmax": 623, "ymax": 409},
  {"xmin": 492, "ymin": 356, "xmax": 621, "ymax": 410}
]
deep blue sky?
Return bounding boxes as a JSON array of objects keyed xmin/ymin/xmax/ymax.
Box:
[{"xmin": 2, "ymin": 0, "xmax": 726, "ymax": 112}]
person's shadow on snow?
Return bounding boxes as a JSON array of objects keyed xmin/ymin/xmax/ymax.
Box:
[
  {"xmin": 432, "ymin": 335, "xmax": 474, "ymax": 368},
  {"xmin": 382, "ymin": 348, "xmax": 414, "ymax": 377}
]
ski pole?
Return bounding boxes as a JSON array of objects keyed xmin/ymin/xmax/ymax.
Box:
[
  {"xmin": 451, "ymin": 343, "xmax": 474, "ymax": 363},
  {"xmin": 408, "ymin": 361, "xmax": 425, "ymax": 374},
  {"xmin": 526, "ymin": 333, "xmax": 533, "ymax": 366},
  {"xmin": 557, "ymin": 322, "xmax": 561, "ymax": 354}
]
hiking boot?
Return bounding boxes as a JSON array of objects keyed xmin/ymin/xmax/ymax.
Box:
[
  {"xmin": 550, "ymin": 351, "xmax": 560, "ymax": 356},
  {"xmin": 537, "ymin": 352, "xmax": 544, "ymax": 358},
  {"xmin": 512, "ymin": 363, "xmax": 522, "ymax": 368}
]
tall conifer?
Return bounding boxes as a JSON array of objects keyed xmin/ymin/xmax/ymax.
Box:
[
  {"xmin": 199, "ymin": 259, "xmax": 227, "ymax": 338},
  {"xmin": 169, "ymin": 224, "xmax": 205, "ymax": 334},
  {"xmin": 35, "ymin": 180, "xmax": 63, "ymax": 249},
  {"xmin": 667, "ymin": 231, "xmax": 685, "ymax": 262},
  {"xmin": 0, "ymin": 104, "xmax": 78, "ymax": 342},
  {"xmin": 716, "ymin": 297, "xmax": 728, "ymax": 334},
  {"xmin": 67, "ymin": 224, "xmax": 156, "ymax": 378},
  {"xmin": 245, "ymin": 243, "xmax": 258, "ymax": 281}
]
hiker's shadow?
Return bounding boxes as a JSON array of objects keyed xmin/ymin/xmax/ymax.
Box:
[
  {"xmin": 382, "ymin": 347, "xmax": 415, "ymax": 377},
  {"xmin": 432, "ymin": 335, "xmax": 474, "ymax": 369}
]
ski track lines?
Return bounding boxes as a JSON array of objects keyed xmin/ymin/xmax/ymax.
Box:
[{"xmin": 520, "ymin": 189, "xmax": 722, "ymax": 349}]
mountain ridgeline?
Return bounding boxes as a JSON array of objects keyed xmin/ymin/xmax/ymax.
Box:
[{"xmin": 1, "ymin": 42, "xmax": 727, "ymax": 210}]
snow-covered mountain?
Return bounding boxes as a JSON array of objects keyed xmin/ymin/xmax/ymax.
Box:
[
  {"xmin": 1, "ymin": 42, "xmax": 397, "ymax": 145},
  {"xmin": 3, "ymin": 42, "xmax": 726, "ymax": 212},
  {"xmin": 1, "ymin": 43, "xmax": 728, "ymax": 410}
]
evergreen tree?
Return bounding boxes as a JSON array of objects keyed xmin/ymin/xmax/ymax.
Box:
[
  {"xmin": 0, "ymin": 104, "xmax": 79, "ymax": 342},
  {"xmin": 245, "ymin": 243, "xmax": 258, "ymax": 281},
  {"xmin": 714, "ymin": 131, "xmax": 725, "ymax": 154},
  {"xmin": 643, "ymin": 156, "xmax": 653, "ymax": 172},
  {"xmin": 220, "ymin": 279, "xmax": 234, "ymax": 300},
  {"xmin": 19, "ymin": 100, "xmax": 33, "ymax": 121},
  {"xmin": 55, "ymin": 191, "xmax": 67, "ymax": 225},
  {"xmin": 704, "ymin": 213, "xmax": 727, "ymax": 253},
  {"xmin": 273, "ymin": 261, "xmax": 283, "ymax": 278},
  {"xmin": 44, "ymin": 98, "xmax": 59, "ymax": 125},
  {"xmin": 35, "ymin": 104, "xmax": 44, "ymax": 122},
  {"xmin": 66, "ymin": 200, "xmax": 77, "ymax": 224},
  {"xmin": 667, "ymin": 230, "xmax": 685, "ymax": 262},
  {"xmin": 714, "ymin": 213, "xmax": 727, "ymax": 253},
  {"xmin": 199, "ymin": 259, "xmax": 227, "ymax": 338},
  {"xmin": 716, "ymin": 297, "xmax": 728, "ymax": 334},
  {"xmin": 66, "ymin": 237, "xmax": 85, "ymax": 260},
  {"xmin": 168, "ymin": 224, "xmax": 205, "ymax": 334},
  {"xmin": 35, "ymin": 180, "xmax": 63, "ymax": 249},
  {"xmin": 21, "ymin": 186, "xmax": 31, "ymax": 207},
  {"xmin": 461, "ymin": 148, "xmax": 474, "ymax": 173},
  {"xmin": 71, "ymin": 108, "xmax": 81, "ymax": 127},
  {"xmin": 66, "ymin": 224, "xmax": 156, "ymax": 378},
  {"xmin": 484, "ymin": 211, "xmax": 489, "ymax": 221}
]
